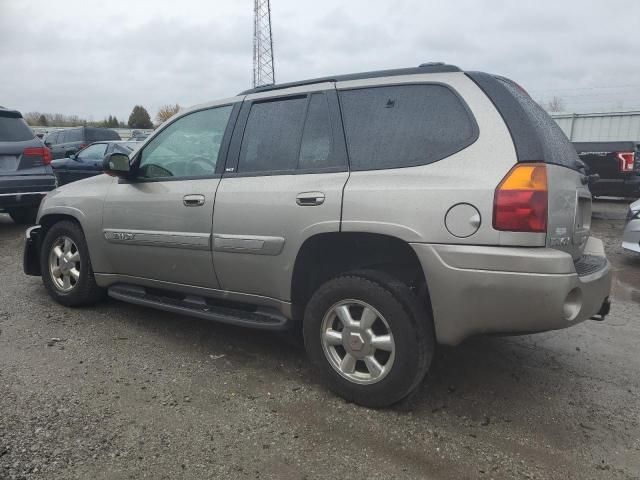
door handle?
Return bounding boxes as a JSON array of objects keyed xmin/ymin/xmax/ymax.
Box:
[
  {"xmin": 183, "ymin": 194, "xmax": 205, "ymax": 207},
  {"xmin": 296, "ymin": 191, "xmax": 325, "ymax": 206}
]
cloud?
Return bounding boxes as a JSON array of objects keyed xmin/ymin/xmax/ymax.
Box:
[{"xmin": 1, "ymin": 0, "xmax": 639, "ymax": 119}]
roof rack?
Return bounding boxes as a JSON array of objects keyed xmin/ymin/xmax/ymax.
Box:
[{"xmin": 239, "ymin": 62, "xmax": 461, "ymax": 95}]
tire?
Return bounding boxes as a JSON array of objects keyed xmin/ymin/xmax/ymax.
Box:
[
  {"xmin": 40, "ymin": 220, "xmax": 105, "ymax": 306},
  {"xmin": 8, "ymin": 207, "xmax": 38, "ymax": 225},
  {"xmin": 303, "ymin": 270, "xmax": 434, "ymax": 408}
]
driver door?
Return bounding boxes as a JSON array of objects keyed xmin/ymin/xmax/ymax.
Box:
[{"xmin": 101, "ymin": 103, "xmax": 237, "ymax": 288}]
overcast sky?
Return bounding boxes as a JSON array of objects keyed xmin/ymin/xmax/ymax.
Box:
[{"xmin": 1, "ymin": 0, "xmax": 639, "ymax": 123}]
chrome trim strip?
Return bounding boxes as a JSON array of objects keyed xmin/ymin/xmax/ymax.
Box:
[
  {"xmin": 212, "ymin": 233, "xmax": 285, "ymax": 255},
  {"xmin": 0, "ymin": 191, "xmax": 49, "ymax": 197},
  {"xmin": 103, "ymin": 229, "xmax": 210, "ymax": 250}
]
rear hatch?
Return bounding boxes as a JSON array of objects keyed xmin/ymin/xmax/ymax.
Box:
[
  {"xmin": 468, "ymin": 73, "xmax": 592, "ymax": 261},
  {"xmin": 0, "ymin": 109, "xmax": 50, "ymax": 176}
]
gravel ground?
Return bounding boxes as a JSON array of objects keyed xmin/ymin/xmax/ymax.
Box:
[{"xmin": 1, "ymin": 199, "xmax": 639, "ymax": 480}]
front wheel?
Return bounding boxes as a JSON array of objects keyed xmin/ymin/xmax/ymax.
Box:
[
  {"xmin": 303, "ymin": 271, "xmax": 434, "ymax": 408},
  {"xmin": 40, "ymin": 220, "xmax": 105, "ymax": 306}
]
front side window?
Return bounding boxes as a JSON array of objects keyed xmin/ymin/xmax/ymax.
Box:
[
  {"xmin": 339, "ymin": 84, "xmax": 477, "ymax": 171},
  {"xmin": 138, "ymin": 106, "xmax": 232, "ymax": 179},
  {"xmin": 238, "ymin": 97, "xmax": 307, "ymax": 173},
  {"xmin": 77, "ymin": 143, "xmax": 107, "ymax": 160}
]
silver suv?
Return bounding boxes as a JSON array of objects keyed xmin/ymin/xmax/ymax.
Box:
[{"xmin": 23, "ymin": 63, "xmax": 612, "ymax": 407}]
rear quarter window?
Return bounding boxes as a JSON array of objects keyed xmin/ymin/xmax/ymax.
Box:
[
  {"xmin": 0, "ymin": 115, "xmax": 35, "ymax": 142},
  {"xmin": 338, "ymin": 84, "xmax": 478, "ymax": 171},
  {"xmin": 496, "ymin": 78, "xmax": 579, "ymax": 170}
]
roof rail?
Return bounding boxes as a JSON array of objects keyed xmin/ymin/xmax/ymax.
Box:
[{"xmin": 239, "ymin": 63, "xmax": 461, "ymax": 95}]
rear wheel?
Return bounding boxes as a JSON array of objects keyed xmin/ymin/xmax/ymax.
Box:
[
  {"xmin": 40, "ymin": 220, "xmax": 105, "ymax": 306},
  {"xmin": 8, "ymin": 207, "xmax": 38, "ymax": 225},
  {"xmin": 303, "ymin": 270, "xmax": 434, "ymax": 407}
]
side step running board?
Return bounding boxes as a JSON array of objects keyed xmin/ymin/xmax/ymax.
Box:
[{"xmin": 107, "ymin": 283, "xmax": 291, "ymax": 331}]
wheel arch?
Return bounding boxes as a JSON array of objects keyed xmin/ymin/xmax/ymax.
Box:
[{"xmin": 290, "ymin": 232, "xmax": 432, "ymax": 322}]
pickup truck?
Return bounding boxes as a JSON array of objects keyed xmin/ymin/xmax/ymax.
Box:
[{"xmin": 573, "ymin": 141, "xmax": 640, "ymax": 198}]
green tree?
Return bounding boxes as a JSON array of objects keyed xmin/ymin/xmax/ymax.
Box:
[
  {"xmin": 38, "ymin": 114, "xmax": 48, "ymax": 126},
  {"xmin": 128, "ymin": 105, "xmax": 153, "ymax": 129}
]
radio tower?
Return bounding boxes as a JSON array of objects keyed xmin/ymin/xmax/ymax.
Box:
[{"xmin": 253, "ymin": 0, "xmax": 275, "ymax": 88}]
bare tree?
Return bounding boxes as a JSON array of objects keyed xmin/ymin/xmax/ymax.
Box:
[
  {"xmin": 156, "ymin": 104, "xmax": 181, "ymax": 124},
  {"xmin": 546, "ymin": 96, "xmax": 565, "ymax": 113}
]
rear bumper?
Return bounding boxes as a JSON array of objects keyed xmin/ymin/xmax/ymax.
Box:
[
  {"xmin": 592, "ymin": 176, "xmax": 640, "ymax": 197},
  {"xmin": 411, "ymin": 237, "xmax": 612, "ymax": 346},
  {"xmin": 0, "ymin": 174, "xmax": 56, "ymax": 208}
]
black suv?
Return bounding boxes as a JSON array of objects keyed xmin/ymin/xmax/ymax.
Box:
[
  {"xmin": 0, "ymin": 107, "xmax": 56, "ymax": 224},
  {"xmin": 573, "ymin": 141, "xmax": 640, "ymax": 198},
  {"xmin": 44, "ymin": 127, "xmax": 120, "ymax": 160}
]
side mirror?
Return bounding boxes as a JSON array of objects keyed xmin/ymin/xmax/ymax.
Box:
[
  {"xmin": 103, "ymin": 152, "xmax": 131, "ymax": 178},
  {"xmin": 70, "ymin": 153, "xmax": 78, "ymax": 161}
]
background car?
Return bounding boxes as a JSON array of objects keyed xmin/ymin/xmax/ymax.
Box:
[
  {"xmin": 0, "ymin": 106, "xmax": 56, "ymax": 224},
  {"xmin": 573, "ymin": 141, "xmax": 640, "ymax": 198},
  {"xmin": 51, "ymin": 140, "xmax": 139, "ymax": 186},
  {"xmin": 44, "ymin": 127, "xmax": 120, "ymax": 160},
  {"xmin": 129, "ymin": 131, "xmax": 150, "ymax": 141},
  {"xmin": 623, "ymin": 199, "xmax": 640, "ymax": 253}
]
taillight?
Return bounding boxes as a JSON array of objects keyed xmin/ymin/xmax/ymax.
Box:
[
  {"xmin": 617, "ymin": 152, "xmax": 635, "ymax": 172},
  {"xmin": 23, "ymin": 146, "xmax": 52, "ymax": 165},
  {"xmin": 79, "ymin": 143, "xmax": 87, "ymax": 150},
  {"xmin": 493, "ymin": 163, "xmax": 548, "ymax": 233}
]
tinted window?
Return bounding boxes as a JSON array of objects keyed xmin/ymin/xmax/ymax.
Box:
[
  {"xmin": 65, "ymin": 129, "xmax": 83, "ymax": 142},
  {"xmin": 138, "ymin": 106, "xmax": 232, "ymax": 179},
  {"xmin": 77, "ymin": 143, "xmax": 108, "ymax": 160},
  {"xmin": 339, "ymin": 85, "xmax": 477, "ymax": 170},
  {"xmin": 87, "ymin": 128, "xmax": 120, "ymax": 142},
  {"xmin": 0, "ymin": 116, "xmax": 34, "ymax": 142},
  {"xmin": 298, "ymin": 93, "xmax": 339, "ymax": 170},
  {"xmin": 497, "ymin": 78, "xmax": 579, "ymax": 170},
  {"xmin": 238, "ymin": 97, "xmax": 307, "ymax": 173},
  {"xmin": 57, "ymin": 131, "xmax": 67, "ymax": 143}
]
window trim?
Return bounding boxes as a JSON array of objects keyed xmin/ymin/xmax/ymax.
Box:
[
  {"xmin": 223, "ymin": 90, "xmax": 348, "ymax": 178},
  {"xmin": 124, "ymin": 102, "xmax": 240, "ymax": 184},
  {"xmin": 337, "ymin": 82, "xmax": 479, "ymax": 172}
]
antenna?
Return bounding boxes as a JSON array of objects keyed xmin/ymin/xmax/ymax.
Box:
[{"xmin": 253, "ymin": 0, "xmax": 275, "ymax": 88}]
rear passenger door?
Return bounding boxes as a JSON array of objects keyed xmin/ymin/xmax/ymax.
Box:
[{"xmin": 212, "ymin": 84, "xmax": 349, "ymax": 301}]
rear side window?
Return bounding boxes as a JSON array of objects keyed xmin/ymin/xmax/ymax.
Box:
[
  {"xmin": 87, "ymin": 129, "xmax": 120, "ymax": 142},
  {"xmin": 238, "ymin": 97, "xmax": 307, "ymax": 173},
  {"xmin": 497, "ymin": 78, "xmax": 579, "ymax": 170},
  {"xmin": 65, "ymin": 129, "xmax": 82, "ymax": 142},
  {"xmin": 0, "ymin": 115, "xmax": 35, "ymax": 142},
  {"xmin": 339, "ymin": 85, "xmax": 477, "ymax": 171}
]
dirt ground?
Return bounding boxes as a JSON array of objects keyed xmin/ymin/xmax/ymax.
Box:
[{"xmin": 1, "ymin": 199, "xmax": 639, "ymax": 480}]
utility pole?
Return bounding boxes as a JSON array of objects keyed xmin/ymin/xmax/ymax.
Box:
[{"xmin": 253, "ymin": 0, "xmax": 275, "ymax": 88}]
